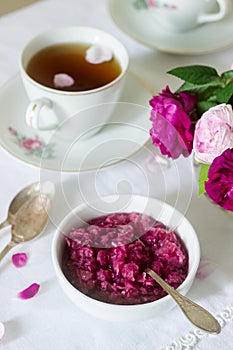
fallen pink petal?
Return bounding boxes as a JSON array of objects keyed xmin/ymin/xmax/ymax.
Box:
[
  {"xmin": 12, "ymin": 253, "xmax": 28, "ymax": 268},
  {"xmin": 0, "ymin": 322, "xmax": 4, "ymax": 341},
  {"xmin": 85, "ymin": 45, "xmax": 113, "ymax": 64},
  {"xmin": 53, "ymin": 73, "xmax": 75, "ymax": 88},
  {"xmin": 18, "ymin": 283, "xmax": 40, "ymax": 300},
  {"xmin": 196, "ymin": 259, "xmax": 217, "ymax": 280}
]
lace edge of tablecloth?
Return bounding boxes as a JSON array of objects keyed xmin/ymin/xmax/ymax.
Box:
[{"xmin": 161, "ymin": 305, "xmax": 233, "ymax": 350}]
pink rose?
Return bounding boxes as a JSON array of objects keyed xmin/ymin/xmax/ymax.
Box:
[
  {"xmin": 20, "ymin": 138, "xmax": 43, "ymax": 151},
  {"xmin": 194, "ymin": 104, "xmax": 233, "ymax": 164}
]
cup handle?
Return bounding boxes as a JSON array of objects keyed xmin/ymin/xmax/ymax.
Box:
[
  {"xmin": 25, "ymin": 98, "xmax": 59, "ymax": 131},
  {"xmin": 198, "ymin": 0, "xmax": 228, "ymax": 24}
]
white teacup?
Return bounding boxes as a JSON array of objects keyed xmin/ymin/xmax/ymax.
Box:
[
  {"xmin": 19, "ymin": 26, "xmax": 129, "ymax": 136},
  {"xmin": 146, "ymin": 0, "xmax": 229, "ymax": 32}
]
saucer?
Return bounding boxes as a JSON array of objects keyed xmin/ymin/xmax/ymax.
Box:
[
  {"xmin": 108, "ymin": 0, "xmax": 233, "ymax": 54},
  {"xmin": 0, "ymin": 72, "xmax": 153, "ymax": 172}
]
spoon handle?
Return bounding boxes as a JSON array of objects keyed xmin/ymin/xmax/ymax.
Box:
[
  {"xmin": 147, "ymin": 269, "xmax": 221, "ymax": 334},
  {"xmin": 0, "ymin": 240, "xmax": 16, "ymax": 262},
  {"xmin": 0, "ymin": 220, "xmax": 9, "ymax": 230}
]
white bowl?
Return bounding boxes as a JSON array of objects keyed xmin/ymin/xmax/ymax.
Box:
[{"xmin": 51, "ymin": 195, "xmax": 200, "ymax": 322}]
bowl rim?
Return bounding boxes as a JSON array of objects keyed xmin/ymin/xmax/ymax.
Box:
[{"xmin": 51, "ymin": 194, "xmax": 200, "ymax": 310}]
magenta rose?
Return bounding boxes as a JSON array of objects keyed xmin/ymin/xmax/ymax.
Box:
[
  {"xmin": 194, "ymin": 104, "xmax": 233, "ymax": 164},
  {"xmin": 149, "ymin": 86, "xmax": 197, "ymax": 159},
  {"xmin": 205, "ymin": 148, "xmax": 233, "ymax": 211}
]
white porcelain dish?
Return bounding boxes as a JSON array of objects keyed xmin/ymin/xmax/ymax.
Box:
[{"xmin": 52, "ymin": 195, "xmax": 200, "ymax": 322}]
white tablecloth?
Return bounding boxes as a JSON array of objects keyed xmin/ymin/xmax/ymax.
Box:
[{"xmin": 0, "ymin": 1, "xmax": 233, "ymax": 349}]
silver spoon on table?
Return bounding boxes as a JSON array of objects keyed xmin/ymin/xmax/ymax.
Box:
[
  {"xmin": 0, "ymin": 188, "xmax": 54, "ymax": 262},
  {"xmin": 147, "ymin": 269, "xmax": 221, "ymax": 334},
  {"xmin": 0, "ymin": 182, "xmax": 41, "ymax": 230}
]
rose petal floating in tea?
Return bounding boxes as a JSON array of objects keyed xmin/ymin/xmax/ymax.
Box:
[
  {"xmin": 85, "ymin": 45, "xmax": 113, "ymax": 64},
  {"xmin": 53, "ymin": 73, "xmax": 75, "ymax": 88},
  {"xmin": 18, "ymin": 283, "xmax": 40, "ymax": 300},
  {"xmin": 12, "ymin": 253, "xmax": 28, "ymax": 268}
]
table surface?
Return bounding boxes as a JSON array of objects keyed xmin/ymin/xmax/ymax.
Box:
[
  {"xmin": 0, "ymin": 1, "xmax": 233, "ymax": 349},
  {"xmin": 0, "ymin": 0, "xmax": 40, "ymax": 15}
]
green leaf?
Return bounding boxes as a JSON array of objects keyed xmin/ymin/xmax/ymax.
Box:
[
  {"xmin": 176, "ymin": 82, "xmax": 198, "ymax": 93},
  {"xmin": 178, "ymin": 82, "xmax": 219, "ymax": 98},
  {"xmin": 228, "ymin": 95, "xmax": 233, "ymax": 106},
  {"xmin": 132, "ymin": 0, "xmax": 148, "ymax": 9},
  {"xmin": 197, "ymin": 101, "xmax": 217, "ymax": 114},
  {"xmin": 216, "ymin": 81, "xmax": 233, "ymax": 103},
  {"xmin": 221, "ymin": 70, "xmax": 233, "ymax": 84},
  {"xmin": 198, "ymin": 163, "xmax": 210, "ymax": 196},
  {"xmin": 198, "ymin": 86, "xmax": 221, "ymax": 102},
  {"xmin": 177, "ymin": 83, "xmax": 208, "ymax": 94},
  {"xmin": 168, "ymin": 65, "xmax": 221, "ymax": 86}
]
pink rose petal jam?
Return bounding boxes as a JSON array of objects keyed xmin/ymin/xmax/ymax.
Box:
[{"xmin": 62, "ymin": 212, "xmax": 188, "ymax": 305}]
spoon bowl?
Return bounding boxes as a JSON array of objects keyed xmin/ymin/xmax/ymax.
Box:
[
  {"xmin": 0, "ymin": 182, "xmax": 44, "ymax": 230},
  {"xmin": 11, "ymin": 195, "xmax": 52, "ymax": 244}
]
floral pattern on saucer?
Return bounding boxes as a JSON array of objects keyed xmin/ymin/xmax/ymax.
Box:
[
  {"xmin": 133, "ymin": 0, "xmax": 176, "ymax": 10},
  {"xmin": 8, "ymin": 127, "xmax": 55, "ymax": 159}
]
